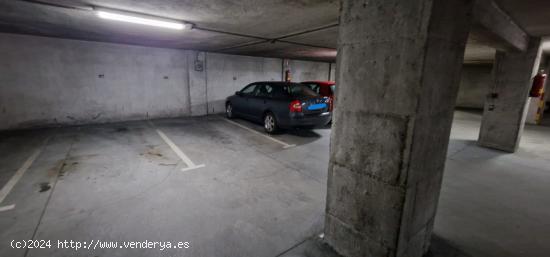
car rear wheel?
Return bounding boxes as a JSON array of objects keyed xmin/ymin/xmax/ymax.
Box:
[
  {"xmin": 226, "ymin": 103, "xmax": 234, "ymax": 119},
  {"xmin": 264, "ymin": 113, "xmax": 278, "ymax": 134}
]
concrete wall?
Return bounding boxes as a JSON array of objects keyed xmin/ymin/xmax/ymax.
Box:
[
  {"xmin": 206, "ymin": 53, "xmax": 282, "ymax": 114},
  {"xmin": 0, "ymin": 33, "xmax": 333, "ymax": 130},
  {"xmin": 288, "ymin": 60, "xmax": 331, "ymax": 82},
  {"xmin": 0, "ymin": 33, "xmax": 190, "ymax": 130},
  {"xmin": 456, "ymin": 64, "xmax": 493, "ymax": 109}
]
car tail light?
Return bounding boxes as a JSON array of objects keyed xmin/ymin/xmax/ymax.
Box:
[{"xmin": 289, "ymin": 100, "xmax": 302, "ymax": 112}]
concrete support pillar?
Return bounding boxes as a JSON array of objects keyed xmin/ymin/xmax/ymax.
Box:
[
  {"xmin": 478, "ymin": 38, "xmax": 542, "ymax": 152},
  {"xmin": 324, "ymin": 1, "xmax": 473, "ymax": 257}
]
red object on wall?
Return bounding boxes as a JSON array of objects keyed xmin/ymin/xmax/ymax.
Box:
[{"xmin": 530, "ymin": 72, "xmax": 547, "ymax": 97}]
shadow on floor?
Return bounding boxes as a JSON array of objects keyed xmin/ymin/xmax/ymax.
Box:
[
  {"xmin": 221, "ymin": 115, "xmax": 326, "ymax": 145},
  {"xmin": 447, "ymin": 138, "xmax": 513, "ymax": 161},
  {"xmin": 454, "ymin": 107, "xmax": 483, "ymax": 116},
  {"xmin": 278, "ymin": 234, "xmax": 472, "ymax": 257},
  {"xmin": 284, "ymin": 127, "xmax": 326, "ymax": 138},
  {"xmin": 540, "ymin": 114, "xmax": 550, "ymax": 127},
  {"xmin": 427, "ymin": 234, "xmax": 473, "ymax": 257}
]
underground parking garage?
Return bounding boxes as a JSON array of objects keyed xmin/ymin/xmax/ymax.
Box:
[{"xmin": 1, "ymin": 0, "xmax": 550, "ymax": 257}]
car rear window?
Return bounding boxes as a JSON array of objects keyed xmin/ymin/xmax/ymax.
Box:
[
  {"xmin": 302, "ymin": 83, "xmax": 320, "ymax": 94},
  {"xmin": 287, "ymin": 84, "xmax": 318, "ymax": 98}
]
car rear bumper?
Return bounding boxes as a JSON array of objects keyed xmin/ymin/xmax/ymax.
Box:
[{"xmin": 280, "ymin": 112, "xmax": 332, "ymax": 128}]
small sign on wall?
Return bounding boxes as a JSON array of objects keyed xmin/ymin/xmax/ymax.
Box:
[{"xmin": 194, "ymin": 60, "xmax": 204, "ymax": 72}]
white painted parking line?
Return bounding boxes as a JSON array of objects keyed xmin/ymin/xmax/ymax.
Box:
[
  {"xmin": 0, "ymin": 147, "xmax": 44, "ymax": 211},
  {"xmin": 148, "ymin": 121, "xmax": 205, "ymax": 172},
  {"xmin": 181, "ymin": 164, "xmax": 205, "ymax": 172},
  {"xmin": 222, "ymin": 118, "xmax": 296, "ymax": 149},
  {"xmin": 0, "ymin": 204, "xmax": 15, "ymax": 212}
]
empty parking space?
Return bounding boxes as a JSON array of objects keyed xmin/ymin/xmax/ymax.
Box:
[{"xmin": 0, "ymin": 117, "xmax": 328, "ymax": 257}]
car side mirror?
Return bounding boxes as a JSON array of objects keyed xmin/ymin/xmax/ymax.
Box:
[{"xmin": 235, "ymin": 91, "xmax": 242, "ymax": 96}]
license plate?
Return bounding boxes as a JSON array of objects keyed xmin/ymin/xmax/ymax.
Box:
[{"xmin": 307, "ymin": 103, "xmax": 326, "ymax": 110}]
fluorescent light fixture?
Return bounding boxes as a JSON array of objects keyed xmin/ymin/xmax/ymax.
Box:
[{"xmin": 96, "ymin": 10, "xmax": 189, "ymax": 30}]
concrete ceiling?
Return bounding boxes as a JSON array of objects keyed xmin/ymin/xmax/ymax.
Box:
[
  {"xmin": 495, "ymin": 0, "xmax": 550, "ymax": 36},
  {"xmin": 0, "ymin": 0, "xmax": 339, "ymax": 62},
  {"xmin": 0, "ymin": 0, "xmax": 548, "ymax": 63}
]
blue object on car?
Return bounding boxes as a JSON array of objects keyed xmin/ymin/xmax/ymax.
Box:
[{"xmin": 307, "ymin": 103, "xmax": 327, "ymax": 110}]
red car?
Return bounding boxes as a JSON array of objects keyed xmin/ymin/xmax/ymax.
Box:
[{"xmin": 300, "ymin": 81, "xmax": 336, "ymax": 111}]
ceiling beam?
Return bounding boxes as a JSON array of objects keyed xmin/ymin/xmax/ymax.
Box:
[{"xmin": 473, "ymin": 0, "xmax": 529, "ymax": 52}]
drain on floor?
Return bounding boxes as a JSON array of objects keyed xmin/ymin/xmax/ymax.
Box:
[{"xmin": 39, "ymin": 182, "xmax": 51, "ymax": 192}]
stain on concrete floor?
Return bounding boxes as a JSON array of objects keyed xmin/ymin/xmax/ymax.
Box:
[{"xmin": 39, "ymin": 182, "xmax": 51, "ymax": 192}]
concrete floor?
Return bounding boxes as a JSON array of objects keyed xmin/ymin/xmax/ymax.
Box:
[
  {"xmin": 0, "ymin": 111, "xmax": 549, "ymax": 257},
  {"xmin": 435, "ymin": 110, "xmax": 550, "ymax": 257}
]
